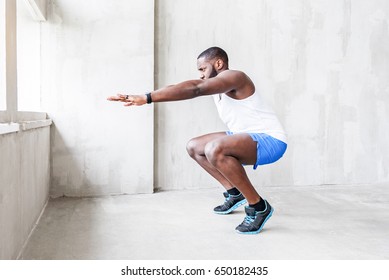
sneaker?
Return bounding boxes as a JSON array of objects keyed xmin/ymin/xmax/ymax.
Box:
[
  {"xmin": 213, "ymin": 192, "xmax": 247, "ymax": 214},
  {"xmin": 235, "ymin": 200, "xmax": 274, "ymax": 234}
]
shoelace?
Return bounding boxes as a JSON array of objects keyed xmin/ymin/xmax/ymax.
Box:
[
  {"xmin": 224, "ymin": 194, "xmax": 232, "ymax": 202},
  {"xmin": 243, "ymin": 215, "xmax": 255, "ymax": 225}
]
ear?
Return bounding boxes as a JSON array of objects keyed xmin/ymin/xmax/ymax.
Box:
[{"xmin": 215, "ymin": 59, "xmax": 224, "ymax": 70}]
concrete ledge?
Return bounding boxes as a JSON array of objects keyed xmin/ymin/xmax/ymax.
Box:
[
  {"xmin": 0, "ymin": 119, "xmax": 52, "ymax": 135},
  {"xmin": 0, "ymin": 123, "xmax": 20, "ymax": 135},
  {"xmin": 20, "ymin": 119, "xmax": 52, "ymax": 131}
]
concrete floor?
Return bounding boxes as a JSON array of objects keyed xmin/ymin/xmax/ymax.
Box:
[{"xmin": 20, "ymin": 184, "xmax": 389, "ymax": 260}]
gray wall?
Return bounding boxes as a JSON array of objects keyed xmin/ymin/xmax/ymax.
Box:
[
  {"xmin": 42, "ymin": 0, "xmax": 155, "ymax": 197},
  {"xmin": 0, "ymin": 127, "xmax": 50, "ymax": 259},
  {"xmin": 155, "ymin": 0, "xmax": 389, "ymax": 190},
  {"xmin": 10, "ymin": 0, "xmax": 388, "ymax": 200}
]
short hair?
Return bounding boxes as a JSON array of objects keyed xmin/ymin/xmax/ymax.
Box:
[{"xmin": 197, "ymin": 46, "xmax": 229, "ymax": 65}]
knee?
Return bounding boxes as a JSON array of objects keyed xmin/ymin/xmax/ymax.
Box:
[
  {"xmin": 204, "ymin": 141, "xmax": 224, "ymax": 166},
  {"xmin": 186, "ymin": 138, "xmax": 199, "ymax": 158}
]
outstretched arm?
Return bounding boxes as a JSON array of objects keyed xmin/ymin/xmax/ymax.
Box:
[{"xmin": 107, "ymin": 70, "xmax": 246, "ymax": 106}]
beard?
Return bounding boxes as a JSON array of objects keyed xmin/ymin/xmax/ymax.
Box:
[{"xmin": 208, "ymin": 66, "xmax": 218, "ymax": 79}]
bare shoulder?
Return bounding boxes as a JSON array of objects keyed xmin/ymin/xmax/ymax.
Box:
[
  {"xmin": 219, "ymin": 70, "xmax": 253, "ymax": 87},
  {"xmin": 218, "ymin": 70, "xmax": 255, "ymax": 99},
  {"xmin": 218, "ymin": 69, "xmax": 248, "ymax": 79}
]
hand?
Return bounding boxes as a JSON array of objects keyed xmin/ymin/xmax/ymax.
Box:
[
  {"xmin": 107, "ymin": 94, "xmax": 127, "ymax": 102},
  {"xmin": 107, "ymin": 94, "xmax": 147, "ymax": 106}
]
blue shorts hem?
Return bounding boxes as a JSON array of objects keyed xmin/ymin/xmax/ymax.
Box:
[{"xmin": 226, "ymin": 132, "xmax": 287, "ymax": 170}]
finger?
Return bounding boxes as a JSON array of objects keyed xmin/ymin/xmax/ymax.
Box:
[
  {"xmin": 114, "ymin": 96, "xmax": 127, "ymax": 102},
  {"xmin": 117, "ymin": 94, "xmax": 128, "ymax": 100}
]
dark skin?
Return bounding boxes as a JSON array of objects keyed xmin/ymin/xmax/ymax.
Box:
[{"xmin": 107, "ymin": 56, "xmax": 262, "ymax": 205}]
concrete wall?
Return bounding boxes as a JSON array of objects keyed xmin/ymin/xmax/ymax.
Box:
[
  {"xmin": 155, "ymin": 0, "xmax": 389, "ymax": 190},
  {"xmin": 0, "ymin": 127, "xmax": 50, "ymax": 259},
  {"xmin": 17, "ymin": 0, "xmax": 41, "ymax": 111},
  {"xmin": 41, "ymin": 0, "xmax": 155, "ymax": 197},
  {"xmin": 7, "ymin": 0, "xmax": 387, "ymax": 202}
]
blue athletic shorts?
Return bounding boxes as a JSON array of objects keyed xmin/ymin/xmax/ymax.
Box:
[{"xmin": 226, "ymin": 132, "xmax": 287, "ymax": 170}]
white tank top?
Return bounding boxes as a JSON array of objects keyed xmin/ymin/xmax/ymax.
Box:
[{"xmin": 213, "ymin": 91, "xmax": 287, "ymax": 143}]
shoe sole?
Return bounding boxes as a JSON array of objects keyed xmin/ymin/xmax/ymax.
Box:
[
  {"xmin": 214, "ymin": 199, "xmax": 247, "ymax": 215},
  {"xmin": 236, "ymin": 207, "xmax": 274, "ymax": 235}
]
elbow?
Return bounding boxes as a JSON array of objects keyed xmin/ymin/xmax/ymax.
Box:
[
  {"xmin": 192, "ymin": 83, "xmax": 206, "ymax": 98},
  {"xmin": 193, "ymin": 86, "xmax": 202, "ymax": 97}
]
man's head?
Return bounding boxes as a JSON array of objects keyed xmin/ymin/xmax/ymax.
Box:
[{"xmin": 197, "ymin": 47, "xmax": 229, "ymax": 80}]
